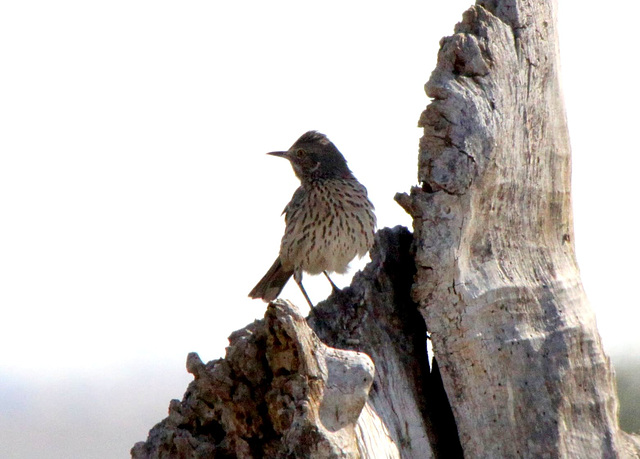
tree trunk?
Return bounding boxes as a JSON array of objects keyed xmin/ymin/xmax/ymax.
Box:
[
  {"xmin": 396, "ymin": 0, "xmax": 640, "ymax": 456},
  {"xmin": 132, "ymin": 0, "xmax": 640, "ymax": 457}
]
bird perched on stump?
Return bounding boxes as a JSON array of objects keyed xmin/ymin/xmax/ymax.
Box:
[{"xmin": 249, "ymin": 131, "xmax": 376, "ymax": 308}]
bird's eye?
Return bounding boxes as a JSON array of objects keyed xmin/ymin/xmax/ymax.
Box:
[{"xmin": 295, "ymin": 148, "xmax": 305, "ymax": 156}]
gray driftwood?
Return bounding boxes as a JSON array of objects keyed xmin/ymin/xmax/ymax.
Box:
[
  {"xmin": 397, "ymin": 0, "xmax": 640, "ymax": 457},
  {"xmin": 133, "ymin": 0, "xmax": 640, "ymax": 457}
]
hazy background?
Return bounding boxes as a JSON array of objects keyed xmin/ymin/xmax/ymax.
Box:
[{"xmin": 1, "ymin": 1, "xmax": 638, "ymax": 457}]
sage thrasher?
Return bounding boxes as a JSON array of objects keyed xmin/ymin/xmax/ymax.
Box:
[{"xmin": 248, "ymin": 131, "xmax": 376, "ymax": 307}]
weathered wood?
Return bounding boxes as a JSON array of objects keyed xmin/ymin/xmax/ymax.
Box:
[
  {"xmin": 309, "ymin": 227, "xmax": 457, "ymax": 458},
  {"xmin": 132, "ymin": 0, "xmax": 640, "ymax": 457},
  {"xmin": 132, "ymin": 227, "xmax": 449, "ymax": 458},
  {"xmin": 398, "ymin": 0, "xmax": 640, "ymax": 457},
  {"xmin": 131, "ymin": 300, "xmax": 375, "ymax": 458}
]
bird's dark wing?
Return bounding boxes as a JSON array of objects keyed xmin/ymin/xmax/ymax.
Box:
[{"xmin": 282, "ymin": 186, "xmax": 306, "ymax": 224}]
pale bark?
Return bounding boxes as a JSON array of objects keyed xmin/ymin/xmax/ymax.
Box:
[
  {"xmin": 396, "ymin": 0, "xmax": 640, "ymax": 457},
  {"xmin": 132, "ymin": 0, "xmax": 640, "ymax": 457},
  {"xmin": 132, "ymin": 227, "xmax": 450, "ymax": 458}
]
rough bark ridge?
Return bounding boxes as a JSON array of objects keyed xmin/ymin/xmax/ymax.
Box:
[
  {"xmin": 309, "ymin": 227, "xmax": 460, "ymax": 458},
  {"xmin": 132, "ymin": 227, "xmax": 454, "ymax": 458},
  {"xmin": 131, "ymin": 299, "xmax": 375, "ymax": 458},
  {"xmin": 397, "ymin": 0, "xmax": 640, "ymax": 457}
]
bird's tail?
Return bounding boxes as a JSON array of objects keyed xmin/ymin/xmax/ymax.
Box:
[{"xmin": 249, "ymin": 258, "xmax": 293, "ymax": 302}]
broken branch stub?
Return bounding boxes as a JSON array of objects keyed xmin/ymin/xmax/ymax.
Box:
[{"xmin": 131, "ymin": 301, "xmax": 374, "ymax": 459}]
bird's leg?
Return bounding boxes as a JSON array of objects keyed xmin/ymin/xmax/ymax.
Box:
[
  {"xmin": 294, "ymin": 271, "xmax": 314, "ymax": 308},
  {"xmin": 323, "ymin": 271, "xmax": 340, "ymax": 293}
]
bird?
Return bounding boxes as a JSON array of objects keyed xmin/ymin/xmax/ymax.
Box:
[{"xmin": 248, "ymin": 131, "xmax": 376, "ymax": 308}]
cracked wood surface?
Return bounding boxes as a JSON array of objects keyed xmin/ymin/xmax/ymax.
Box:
[
  {"xmin": 398, "ymin": 0, "xmax": 640, "ymax": 457},
  {"xmin": 131, "ymin": 227, "xmax": 452, "ymax": 458}
]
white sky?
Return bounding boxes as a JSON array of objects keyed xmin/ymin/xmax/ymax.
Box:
[{"xmin": 1, "ymin": 1, "xmax": 639, "ymax": 457}]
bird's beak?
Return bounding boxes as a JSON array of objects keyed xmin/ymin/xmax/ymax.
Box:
[{"xmin": 266, "ymin": 151, "xmax": 288, "ymax": 158}]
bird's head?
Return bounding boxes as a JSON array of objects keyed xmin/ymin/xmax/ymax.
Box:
[{"xmin": 267, "ymin": 131, "xmax": 352, "ymax": 182}]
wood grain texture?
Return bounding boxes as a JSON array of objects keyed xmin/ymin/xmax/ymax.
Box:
[{"xmin": 400, "ymin": 0, "xmax": 640, "ymax": 456}]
